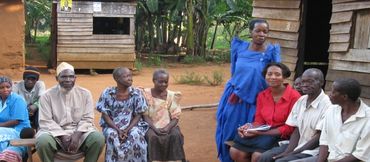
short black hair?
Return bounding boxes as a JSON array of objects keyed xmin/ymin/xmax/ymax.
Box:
[
  {"xmin": 20, "ymin": 128, "xmax": 35, "ymax": 139},
  {"xmin": 334, "ymin": 78, "xmax": 361, "ymax": 102},
  {"xmin": 249, "ymin": 18, "xmax": 269, "ymax": 31},
  {"xmin": 152, "ymin": 68, "xmax": 169, "ymax": 80},
  {"xmin": 262, "ymin": 62, "xmax": 291, "ymax": 78}
]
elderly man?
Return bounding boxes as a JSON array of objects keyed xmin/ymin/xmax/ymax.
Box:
[
  {"xmin": 317, "ymin": 78, "xmax": 370, "ymax": 162},
  {"xmin": 259, "ymin": 68, "xmax": 332, "ymax": 162},
  {"xmin": 13, "ymin": 66, "xmax": 46, "ymax": 129},
  {"xmin": 35, "ymin": 62, "xmax": 105, "ymax": 162}
]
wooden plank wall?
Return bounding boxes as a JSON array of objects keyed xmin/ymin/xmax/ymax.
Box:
[
  {"xmin": 326, "ymin": 0, "xmax": 370, "ymax": 103},
  {"xmin": 252, "ymin": 0, "xmax": 301, "ymax": 81},
  {"xmin": 57, "ymin": 1, "xmax": 137, "ymax": 69}
]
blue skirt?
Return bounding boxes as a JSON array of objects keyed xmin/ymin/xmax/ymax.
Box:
[
  {"xmin": 233, "ymin": 134, "xmax": 280, "ymax": 153},
  {"xmin": 215, "ymin": 82, "xmax": 256, "ymax": 162}
]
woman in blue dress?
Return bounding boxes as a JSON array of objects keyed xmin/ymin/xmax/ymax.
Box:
[
  {"xmin": 96, "ymin": 67, "xmax": 149, "ymax": 162},
  {"xmin": 215, "ymin": 19, "xmax": 281, "ymax": 162},
  {"xmin": 0, "ymin": 76, "xmax": 31, "ymax": 162}
]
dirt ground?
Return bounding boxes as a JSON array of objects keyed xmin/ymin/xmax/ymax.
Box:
[{"xmin": 29, "ymin": 64, "xmax": 231, "ymax": 162}]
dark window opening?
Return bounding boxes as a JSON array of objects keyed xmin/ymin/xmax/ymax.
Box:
[{"xmin": 93, "ymin": 17, "xmax": 130, "ymax": 35}]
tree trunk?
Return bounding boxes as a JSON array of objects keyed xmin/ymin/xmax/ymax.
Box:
[
  {"xmin": 210, "ymin": 21, "xmax": 219, "ymax": 50},
  {"xmin": 186, "ymin": 0, "xmax": 194, "ymax": 55}
]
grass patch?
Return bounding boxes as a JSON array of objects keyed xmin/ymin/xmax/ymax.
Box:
[
  {"xmin": 204, "ymin": 70, "xmax": 224, "ymax": 86},
  {"xmin": 174, "ymin": 70, "xmax": 224, "ymax": 86},
  {"xmin": 174, "ymin": 71, "xmax": 204, "ymax": 85},
  {"xmin": 145, "ymin": 55, "xmax": 166, "ymax": 67},
  {"xmin": 134, "ymin": 59, "xmax": 143, "ymax": 71},
  {"xmin": 181, "ymin": 55, "xmax": 206, "ymax": 64}
]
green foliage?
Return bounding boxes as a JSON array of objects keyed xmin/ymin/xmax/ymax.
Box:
[
  {"xmin": 134, "ymin": 60, "xmax": 143, "ymax": 71},
  {"xmin": 181, "ymin": 55, "xmax": 206, "ymax": 64},
  {"xmin": 36, "ymin": 35, "xmax": 51, "ymax": 62},
  {"xmin": 174, "ymin": 70, "xmax": 224, "ymax": 86},
  {"xmin": 145, "ymin": 55, "xmax": 165, "ymax": 67},
  {"xmin": 204, "ymin": 70, "xmax": 224, "ymax": 86},
  {"xmin": 173, "ymin": 71, "xmax": 204, "ymax": 85},
  {"xmin": 205, "ymin": 51, "xmax": 230, "ymax": 64},
  {"xmin": 25, "ymin": 0, "xmax": 51, "ymax": 43}
]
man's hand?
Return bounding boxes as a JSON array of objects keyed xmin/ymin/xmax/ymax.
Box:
[
  {"xmin": 67, "ymin": 132, "xmax": 83, "ymax": 153},
  {"xmin": 28, "ymin": 104, "xmax": 38, "ymax": 116},
  {"xmin": 58, "ymin": 135, "xmax": 71, "ymax": 152},
  {"xmin": 273, "ymin": 151, "xmax": 291, "ymax": 160}
]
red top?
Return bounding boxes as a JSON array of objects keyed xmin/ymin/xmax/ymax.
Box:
[{"xmin": 253, "ymin": 84, "xmax": 301, "ymax": 139}]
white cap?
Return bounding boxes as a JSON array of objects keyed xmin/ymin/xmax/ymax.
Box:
[{"xmin": 56, "ymin": 62, "xmax": 74, "ymax": 76}]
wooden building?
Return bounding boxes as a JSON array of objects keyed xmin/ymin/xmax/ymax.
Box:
[
  {"xmin": 52, "ymin": 0, "xmax": 137, "ymax": 69},
  {"xmin": 0, "ymin": 0, "xmax": 25, "ymax": 79},
  {"xmin": 252, "ymin": 0, "xmax": 370, "ymax": 103}
]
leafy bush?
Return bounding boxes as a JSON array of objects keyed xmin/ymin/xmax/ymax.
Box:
[
  {"xmin": 173, "ymin": 72, "xmax": 204, "ymax": 85},
  {"xmin": 134, "ymin": 59, "xmax": 143, "ymax": 71},
  {"xmin": 204, "ymin": 70, "xmax": 224, "ymax": 86},
  {"xmin": 181, "ymin": 55, "xmax": 206, "ymax": 64},
  {"xmin": 146, "ymin": 55, "xmax": 164, "ymax": 67}
]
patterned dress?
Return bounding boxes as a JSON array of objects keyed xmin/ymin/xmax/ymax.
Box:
[{"xmin": 96, "ymin": 87, "xmax": 149, "ymax": 162}]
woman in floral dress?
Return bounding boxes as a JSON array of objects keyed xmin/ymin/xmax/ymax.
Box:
[{"xmin": 96, "ymin": 67, "xmax": 149, "ymax": 162}]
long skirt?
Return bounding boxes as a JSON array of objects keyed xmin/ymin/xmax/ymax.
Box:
[
  {"xmin": 215, "ymin": 82, "xmax": 256, "ymax": 162},
  {"xmin": 146, "ymin": 126, "xmax": 185, "ymax": 161},
  {"xmin": 103, "ymin": 126, "xmax": 148, "ymax": 162}
]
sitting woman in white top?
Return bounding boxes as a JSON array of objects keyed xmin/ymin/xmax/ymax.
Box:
[{"xmin": 143, "ymin": 69, "xmax": 186, "ymax": 162}]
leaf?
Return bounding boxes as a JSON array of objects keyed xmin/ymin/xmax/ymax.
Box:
[{"xmin": 146, "ymin": 0, "xmax": 159, "ymax": 13}]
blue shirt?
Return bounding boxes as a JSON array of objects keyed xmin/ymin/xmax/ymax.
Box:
[{"xmin": 0, "ymin": 92, "xmax": 31, "ymax": 132}]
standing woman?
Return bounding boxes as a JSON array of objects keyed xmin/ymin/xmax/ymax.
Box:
[
  {"xmin": 0, "ymin": 76, "xmax": 31, "ymax": 162},
  {"xmin": 216, "ymin": 19, "xmax": 280, "ymax": 162},
  {"xmin": 143, "ymin": 69, "xmax": 186, "ymax": 162},
  {"xmin": 229, "ymin": 63, "xmax": 300, "ymax": 162},
  {"xmin": 96, "ymin": 67, "xmax": 149, "ymax": 162}
]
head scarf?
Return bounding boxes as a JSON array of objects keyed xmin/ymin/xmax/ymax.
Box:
[
  {"xmin": 23, "ymin": 66, "xmax": 40, "ymax": 80},
  {"xmin": 0, "ymin": 76, "xmax": 12, "ymax": 86},
  {"xmin": 56, "ymin": 62, "xmax": 74, "ymax": 76}
]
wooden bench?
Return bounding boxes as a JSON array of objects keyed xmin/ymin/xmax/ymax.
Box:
[{"xmin": 10, "ymin": 138, "xmax": 85, "ymax": 162}]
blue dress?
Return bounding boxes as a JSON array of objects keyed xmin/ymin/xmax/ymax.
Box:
[
  {"xmin": 215, "ymin": 37, "xmax": 280, "ymax": 162},
  {"xmin": 0, "ymin": 93, "xmax": 31, "ymax": 157}
]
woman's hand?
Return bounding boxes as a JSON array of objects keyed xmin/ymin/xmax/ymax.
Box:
[
  {"xmin": 117, "ymin": 129, "xmax": 128, "ymax": 142},
  {"xmin": 238, "ymin": 123, "xmax": 253, "ymax": 137},
  {"xmin": 158, "ymin": 127, "xmax": 170, "ymax": 135},
  {"xmin": 242, "ymin": 129, "xmax": 259, "ymax": 138},
  {"xmin": 152, "ymin": 127, "xmax": 167, "ymax": 136}
]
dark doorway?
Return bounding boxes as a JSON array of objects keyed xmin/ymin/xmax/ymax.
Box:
[{"xmin": 296, "ymin": 0, "xmax": 332, "ymax": 80}]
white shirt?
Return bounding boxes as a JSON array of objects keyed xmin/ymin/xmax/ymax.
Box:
[
  {"xmin": 285, "ymin": 90, "xmax": 332, "ymax": 156},
  {"xmin": 320, "ymin": 100, "xmax": 370, "ymax": 162}
]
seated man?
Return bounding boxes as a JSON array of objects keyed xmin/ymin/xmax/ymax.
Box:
[
  {"xmin": 259, "ymin": 68, "xmax": 332, "ymax": 162},
  {"xmin": 317, "ymin": 78, "xmax": 370, "ymax": 162},
  {"xmin": 13, "ymin": 66, "xmax": 46, "ymax": 129},
  {"xmin": 35, "ymin": 62, "xmax": 105, "ymax": 162}
]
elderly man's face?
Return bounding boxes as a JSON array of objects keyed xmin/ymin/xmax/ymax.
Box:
[
  {"xmin": 57, "ymin": 69, "xmax": 76, "ymax": 90},
  {"xmin": 300, "ymin": 72, "xmax": 322, "ymax": 95}
]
